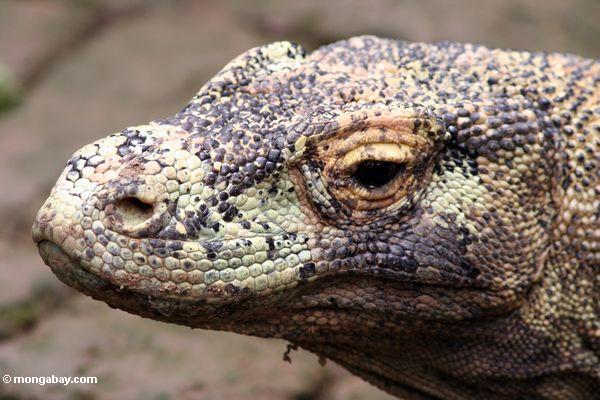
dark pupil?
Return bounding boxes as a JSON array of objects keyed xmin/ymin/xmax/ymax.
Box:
[{"xmin": 352, "ymin": 160, "xmax": 404, "ymax": 189}]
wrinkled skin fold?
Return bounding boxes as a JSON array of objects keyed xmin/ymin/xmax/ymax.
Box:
[{"xmin": 33, "ymin": 37, "xmax": 599, "ymax": 399}]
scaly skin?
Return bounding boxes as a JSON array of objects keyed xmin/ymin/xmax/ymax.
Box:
[{"xmin": 32, "ymin": 37, "xmax": 599, "ymax": 399}]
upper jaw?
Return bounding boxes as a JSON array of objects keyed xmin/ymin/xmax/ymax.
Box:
[{"xmin": 32, "ymin": 188, "xmax": 312, "ymax": 307}]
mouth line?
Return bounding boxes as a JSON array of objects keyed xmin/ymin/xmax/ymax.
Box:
[
  {"xmin": 37, "ymin": 222, "xmax": 486, "ymax": 315},
  {"xmin": 36, "ymin": 239, "xmax": 304, "ymax": 326},
  {"xmin": 38, "ymin": 234, "xmax": 479, "ymax": 296},
  {"xmin": 36, "ymin": 240, "xmax": 495, "ymax": 331}
]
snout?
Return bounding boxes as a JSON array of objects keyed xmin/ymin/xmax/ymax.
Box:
[{"xmin": 32, "ymin": 184, "xmax": 87, "ymax": 254}]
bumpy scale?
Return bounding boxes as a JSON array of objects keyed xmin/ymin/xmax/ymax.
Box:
[{"xmin": 33, "ymin": 37, "xmax": 599, "ymax": 399}]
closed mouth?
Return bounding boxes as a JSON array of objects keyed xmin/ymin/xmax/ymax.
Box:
[
  {"xmin": 35, "ymin": 239, "xmax": 300, "ymax": 328},
  {"xmin": 36, "ymin": 239, "xmax": 231, "ymax": 321},
  {"xmin": 37, "ymin": 240, "xmax": 109, "ymax": 292}
]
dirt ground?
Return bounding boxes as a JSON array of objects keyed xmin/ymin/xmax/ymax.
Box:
[{"xmin": 0, "ymin": 0, "xmax": 598, "ymax": 399}]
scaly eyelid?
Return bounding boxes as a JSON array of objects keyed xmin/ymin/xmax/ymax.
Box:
[
  {"xmin": 318, "ymin": 126, "xmax": 432, "ymax": 175},
  {"xmin": 321, "ymin": 126, "xmax": 432, "ymax": 158},
  {"xmin": 337, "ymin": 142, "xmax": 413, "ymax": 173}
]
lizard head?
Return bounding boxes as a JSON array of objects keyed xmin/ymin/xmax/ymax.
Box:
[{"xmin": 33, "ymin": 37, "xmax": 557, "ymax": 352}]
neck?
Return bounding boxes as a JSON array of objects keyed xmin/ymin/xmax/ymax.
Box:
[{"xmin": 291, "ymin": 311, "xmax": 592, "ymax": 400}]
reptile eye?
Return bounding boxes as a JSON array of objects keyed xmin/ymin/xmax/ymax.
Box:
[
  {"xmin": 352, "ymin": 160, "xmax": 405, "ymax": 189},
  {"xmin": 318, "ymin": 126, "xmax": 436, "ymax": 211}
]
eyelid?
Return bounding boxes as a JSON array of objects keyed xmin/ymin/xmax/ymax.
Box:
[
  {"xmin": 338, "ymin": 142, "xmax": 413, "ymax": 172},
  {"xmin": 326, "ymin": 126, "xmax": 431, "ymax": 157}
]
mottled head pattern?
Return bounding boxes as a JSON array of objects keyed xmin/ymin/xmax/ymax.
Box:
[{"xmin": 33, "ymin": 37, "xmax": 599, "ymax": 399}]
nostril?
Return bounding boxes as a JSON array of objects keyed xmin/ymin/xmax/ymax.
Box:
[{"xmin": 114, "ymin": 197, "xmax": 154, "ymax": 228}]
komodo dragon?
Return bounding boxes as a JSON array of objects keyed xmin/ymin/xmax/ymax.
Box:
[{"xmin": 33, "ymin": 36, "xmax": 599, "ymax": 399}]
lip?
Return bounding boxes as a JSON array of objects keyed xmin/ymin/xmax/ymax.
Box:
[
  {"xmin": 38, "ymin": 240, "xmax": 72, "ymax": 271},
  {"xmin": 36, "ymin": 240, "xmax": 164, "ymax": 320},
  {"xmin": 37, "ymin": 240, "xmax": 109, "ymax": 292},
  {"xmin": 36, "ymin": 239, "xmax": 209, "ymax": 321}
]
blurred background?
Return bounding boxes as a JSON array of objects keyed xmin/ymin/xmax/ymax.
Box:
[{"xmin": 0, "ymin": 0, "xmax": 598, "ymax": 399}]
